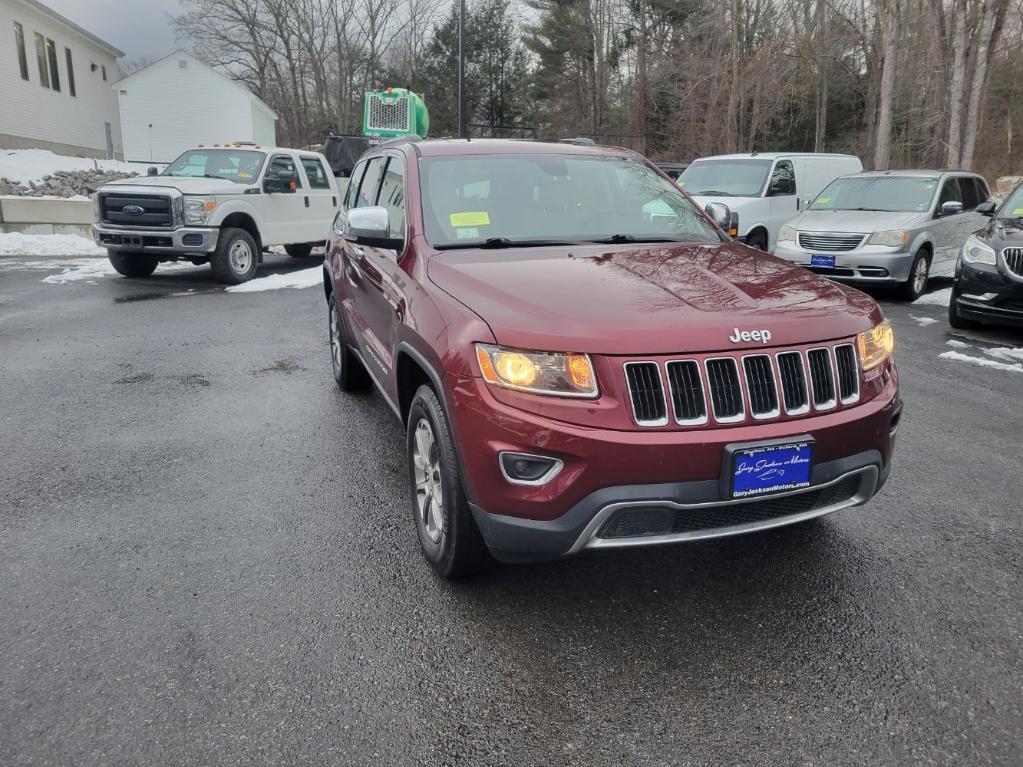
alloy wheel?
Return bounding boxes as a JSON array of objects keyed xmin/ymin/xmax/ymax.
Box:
[
  {"xmin": 329, "ymin": 304, "xmax": 343, "ymax": 375},
  {"xmin": 912, "ymin": 257, "xmax": 928, "ymax": 295},
  {"xmin": 412, "ymin": 418, "xmax": 444, "ymax": 544}
]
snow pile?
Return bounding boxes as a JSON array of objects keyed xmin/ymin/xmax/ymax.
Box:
[
  {"xmin": 0, "ymin": 149, "xmax": 160, "ymax": 198},
  {"xmin": 909, "ymin": 314, "xmax": 939, "ymax": 326},
  {"xmin": 912, "ymin": 287, "xmax": 953, "ymax": 307},
  {"xmin": 225, "ymin": 267, "xmax": 322, "ymax": 293},
  {"xmin": 983, "ymin": 346, "xmax": 1023, "ymax": 362},
  {"xmin": 0, "ymin": 232, "xmax": 105, "ymax": 257},
  {"xmin": 940, "ymin": 350, "xmax": 1023, "ymax": 374},
  {"xmin": 39, "ymin": 257, "xmax": 203, "ymax": 284}
]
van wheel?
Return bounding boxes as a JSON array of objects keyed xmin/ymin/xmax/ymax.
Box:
[
  {"xmin": 407, "ymin": 385, "xmax": 492, "ymax": 579},
  {"xmin": 328, "ymin": 295, "xmax": 371, "ymax": 391},
  {"xmin": 746, "ymin": 230, "xmax": 768, "ymax": 251},
  {"xmin": 108, "ymin": 251, "xmax": 158, "ymax": 278},
  {"xmin": 898, "ymin": 250, "xmax": 930, "ymax": 301},
  {"xmin": 285, "ymin": 243, "xmax": 314, "ymax": 258},
  {"xmin": 210, "ymin": 228, "xmax": 259, "ymax": 284}
]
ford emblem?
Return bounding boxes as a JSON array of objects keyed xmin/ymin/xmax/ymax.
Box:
[{"xmin": 122, "ymin": 204, "xmax": 145, "ymax": 216}]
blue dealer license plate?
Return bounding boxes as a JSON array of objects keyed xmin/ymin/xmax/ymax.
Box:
[
  {"xmin": 811, "ymin": 255, "xmax": 836, "ymax": 268},
  {"xmin": 732, "ymin": 441, "xmax": 813, "ymax": 498}
]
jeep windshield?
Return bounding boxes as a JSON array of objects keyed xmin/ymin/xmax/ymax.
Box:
[
  {"xmin": 163, "ymin": 149, "xmax": 267, "ymax": 184},
  {"xmin": 420, "ymin": 154, "xmax": 722, "ymax": 250},
  {"xmin": 809, "ymin": 176, "xmax": 939, "ymax": 213},
  {"xmin": 678, "ymin": 159, "xmax": 773, "ymax": 197}
]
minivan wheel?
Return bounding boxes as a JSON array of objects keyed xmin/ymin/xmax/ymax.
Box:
[
  {"xmin": 898, "ymin": 250, "xmax": 930, "ymax": 301},
  {"xmin": 327, "ymin": 296, "xmax": 371, "ymax": 391},
  {"xmin": 406, "ymin": 385, "xmax": 491, "ymax": 579},
  {"xmin": 210, "ymin": 227, "xmax": 259, "ymax": 284},
  {"xmin": 108, "ymin": 251, "xmax": 158, "ymax": 278}
]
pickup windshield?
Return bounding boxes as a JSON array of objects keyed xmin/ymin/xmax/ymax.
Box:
[
  {"xmin": 163, "ymin": 149, "xmax": 267, "ymax": 184},
  {"xmin": 678, "ymin": 160, "xmax": 773, "ymax": 197},
  {"xmin": 809, "ymin": 176, "xmax": 939, "ymax": 213},
  {"xmin": 420, "ymin": 154, "xmax": 721, "ymax": 250}
]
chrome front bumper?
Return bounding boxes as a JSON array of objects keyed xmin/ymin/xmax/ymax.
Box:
[
  {"xmin": 774, "ymin": 242, "xmax": 915, "ymax": 283},
  {"xmin": 92, "ymin": 224, "xmax": 218, "ymax": 254}
]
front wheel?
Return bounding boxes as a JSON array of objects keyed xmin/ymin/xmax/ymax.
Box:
[
  {"xmin": 948, "ymin": 281, "xmax": 981, "ymax": 329},
  {"xmin": 897, "ymin": 250, "xmax": 930, "ymax": 301},
  {"xmin": 407, "ymin": 385, "xmax": 491, "ymax": 579},
  {"xmin": 107, "ymin": 251, "xmax": 157, "ymax": 278},
  {"xmin": 746, "ymin": 230, "xmax": 768, "ymax": 251},
  {"xmin": 210, "ymin": 228, "xmax": 259, "ymax": 284}
]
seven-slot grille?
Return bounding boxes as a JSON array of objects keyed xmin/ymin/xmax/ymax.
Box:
[
  {"xmin": 798, "ymin": 232, "xmax": 865, "ymax": 252},
  {"xmin": 625, "ymin": 343, "xmax": 860, "ymax": 427},
  {"xmin": 1003, "ymin": 247, "xmax": 1023, "ymax": 277},
  {"xmin": 98, "ymin": 192, "xmax": 173, "ymax": 227}
]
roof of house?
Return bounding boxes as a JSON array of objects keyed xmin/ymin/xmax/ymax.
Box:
[
  {"xmin": 113, "ymin": 50, "xmax": 278, "ymax": 120},
  {"xmin": 21, "ymin": 0, "xmax": 125, "ymax": 57}
]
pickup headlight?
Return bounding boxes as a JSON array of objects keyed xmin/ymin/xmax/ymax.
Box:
[
  {"xmin": 866, "ymin": 229, "xmax": 909, "ymax": 247},
  {"xmin": 183, "ymin": 196, "xmax": 217, "ymax": 225},
  {"xmin": 961, "ymin": 234, "xmax": 996, "ymax": 265},
  {"xmin": 91, "ymin": 193, "xmax": 101, "ymax": 223},
  {"xmin": 475, "ymin": 344, "xmax": 598, "ymax": 398},
  {"xmin": 856, "ymin": 321, "xmax": 894, "ymax": 371},
  {"xmin": 778, "ymin": 224, "xmax": 796, "ymax": 243}
]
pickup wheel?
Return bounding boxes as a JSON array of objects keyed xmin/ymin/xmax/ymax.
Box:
[
  {"xmin": 107, "ymin": 251, "xmax": 158, "ymax": 278},
  {"xmin": 210, "ymin": 228, "xmax": 259, "ymax": 284},
  {"xmin": 328, "ymin": 295, "xmax": 371, "ymax": 391},
  {"xmin": 285, "ymin": 243, "xmax": 314, "ymax": 259},
  {"xmin": 407, "ymin": 385, "xmax": 492, "ymax": 579}
]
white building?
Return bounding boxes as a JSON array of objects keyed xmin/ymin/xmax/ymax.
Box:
[
  {"xmin": 0, "ymin": 0, "xmax": 124, "ymax": 158},
  {"xmin": 115, "ymin": 50, "xmax": 278, "ymax": 164}
]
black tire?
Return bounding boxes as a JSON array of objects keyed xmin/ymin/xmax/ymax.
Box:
[
  {"xmin": 210, "ymin": 227, "xmax": 259, "ymax": 284},
  {"xmin": 285, "ymin": 243, "xmax": 314, "ymax": 259},
  {"xmin": 107, "ymin": 251, "xmax": 157, "ymax": 278},
  {"xmin": 897, "ymin": 249, "xmax": 931, "ymax": 301},
  {"xmin": 406, "ymin": 385, "xmax": 492, "ymax": 579},
  {"xmin": 948, "ymin": 281, "xmax": 981, "ymax": 329},
  {"xmin": 746, "ymin": 229, "xmax": 768, "ymax": 251},
  {"xmin": 327, "ymin": 295, "xmax": 371, "ymax": 391}
]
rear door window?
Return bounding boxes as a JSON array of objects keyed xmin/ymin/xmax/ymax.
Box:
[
  {"xmin": 355, "ymin": 157, "xmax": 385, "ymax": 208},
  {"xmin": 301, "ymin": 157, "xmax": 332, "ymax": 190}
]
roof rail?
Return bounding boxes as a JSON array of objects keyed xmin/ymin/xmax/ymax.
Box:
[{"xmin": 559, "ymin": 137, "xmax": 596, "ymax": 146}]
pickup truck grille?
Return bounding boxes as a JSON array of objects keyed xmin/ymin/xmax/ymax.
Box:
[
  {"xmin": 98, "ymin": 192, "xmax": 173, "ymax": 228},
  {"xmin": 624, "ymin": 342, "xmax": 860, "ymax": 428},
  {"xmin": 798, "ymin": 232, "xmax": 865, "ymax": 251}
]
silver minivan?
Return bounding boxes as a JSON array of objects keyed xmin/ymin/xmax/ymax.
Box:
[{"xmin": 772, "ymin": 170, "xmax": 991, "ymax": 300}]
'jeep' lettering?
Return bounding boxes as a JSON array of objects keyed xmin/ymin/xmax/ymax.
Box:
[{"xmin": 728, "ymin": 328, "xmax": 773, "ymax": 344}]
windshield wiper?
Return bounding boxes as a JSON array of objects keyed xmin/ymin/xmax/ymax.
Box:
[
  {"xmin": 434, "ymin": 237, "xmax": 579, "ymax": 251},
  {"xmin": 586, "ymin": 234, "xmax": 686, "ymax": 244},
  {"xmin": 694, "ymin": 190, "xmax": 736, "ymax": 197}
]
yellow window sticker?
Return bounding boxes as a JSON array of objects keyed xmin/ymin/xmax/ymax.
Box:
[
  {"xmin": 1012, "ymin": 208, "xmax": 1023, "ymax": 216},
  {"xmin": 816, "ymin": 197, "xmax": 831, "ymax": 204},
  {"xmin": 449, "ymin": 211, "xmax": 490, "ymax": 227}
]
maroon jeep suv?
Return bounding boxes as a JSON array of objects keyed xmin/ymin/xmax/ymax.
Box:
[{"xmin": 323, "ymin": 139, "xmax": 901, "ymax": 577}]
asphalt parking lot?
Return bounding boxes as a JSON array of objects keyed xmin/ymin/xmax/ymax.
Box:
[{"xmin": 1, "ymin": 255, "xmax": 1020, "ymax": 766}]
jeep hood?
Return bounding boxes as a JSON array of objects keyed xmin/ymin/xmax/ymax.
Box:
[
  {"xmin": 102, "ymin": 176, "xmax": 245, "ymax": 196},
  {"xmin": 790, "ymin": 208, "xmax": 926, "ymax": 232},
  {"xmin": 428, "ymin": 241, "xmax": 881, "ymax": 355}
]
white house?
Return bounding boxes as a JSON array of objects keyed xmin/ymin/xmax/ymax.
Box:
[
  {"xmin": 115, "ymin": 51, "xmax": 278, "ymax": 164},
  {"xmin": 0, "ymin": 0, "xmax": 124, "ymax": 158}
]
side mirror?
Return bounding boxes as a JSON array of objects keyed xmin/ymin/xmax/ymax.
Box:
[
  {"xmin": 345, "ymin": 206, "xmax": 403, "ymax": 251},
  {"xmin": 146, "ymin": 167, "xmax": 158, "ymax": 177},
  {"xmin": 705, "ymin": 202, "xmax": 730, "ymax": 229},
  {"xmin": 976, "ymin": 200, "xmax": 996, "ymax": 217},
  {"xmin": 264, "ymin": 170, "xmax": 298, "ymax": 194},
  {"xmin": 939, "ymin": 200, "xmax": 963, "ymax": 217}
]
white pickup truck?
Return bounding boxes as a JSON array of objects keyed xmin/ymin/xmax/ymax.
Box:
[{"xmin": 92, "ymin": 144, "xmax": 341, "ymax": 284}]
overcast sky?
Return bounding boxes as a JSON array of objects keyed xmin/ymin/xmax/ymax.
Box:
[{"xmin": 44, "ymin": 0, "xmax": 183, "ymax": 64}]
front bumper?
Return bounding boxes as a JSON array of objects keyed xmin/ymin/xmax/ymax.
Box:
[
  {"xmin": 953, "ymin": 260, "xmax": 1023, "ymax": 326},
  {"xmin": 93, "ymin": 224, "xmax": 218, "ymax": 254},
  {"xmin": 774, "ymin": 241, "xmax": 914, "ymax": 283},
  {"xmin": 447, "ymin": 371, "xmax": 901, "ymax": 562}
]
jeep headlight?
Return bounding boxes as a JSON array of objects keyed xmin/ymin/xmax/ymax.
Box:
[
  {"xmin": 183, "ymin": 196, "xmax": 217, "ymax": 225},
  {"xmin": 778, "ymin": 224, "xmax": 796, "ymax": 244},
  {"xmin": 961, "ymin": 234, "xmax": 996, "ymax": 265},
  {"xmin": 475, "ymin": 344, "xmax": 598, "ymax": 398},
  {"xmin": 856, "ymin": 320, "xmax": 894, "ymax": 371},
  {"xmin": 866, "ymin": 229, "xmax": 909, "ymax": 247}
]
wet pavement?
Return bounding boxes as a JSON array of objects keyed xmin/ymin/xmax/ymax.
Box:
[{"xmin": 1, "ymin": 255, "xmax": 1020, "ymax": 766}]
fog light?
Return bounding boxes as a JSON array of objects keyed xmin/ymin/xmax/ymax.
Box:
[{"xmin": 499, "ymin": 452, "xmax": 563, "ymax": 485}]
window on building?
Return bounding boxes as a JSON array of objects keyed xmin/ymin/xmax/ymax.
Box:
[
  {"xmin": 34, "ymin": 32, "xmax": 49, "ymax": 88},
  {"xmin": 301, "ymin": 157, "xmax": 332, "ymax": 190},
  {"xmin": 65, "ymin": 48, "xmax": 76, "ymax": 97},
  {"xmin": 101, "ymin": 65, "xmax": 107, "ymax": 81},
  {"xmin": 13, "ymin": 22, "xmax": 29, "ymax": 81},
  {"xmin": 45, "ymin": 38, "xmax": 60, "ymax": 91}
]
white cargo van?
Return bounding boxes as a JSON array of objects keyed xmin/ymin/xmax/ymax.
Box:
[{"xmin": 679, "ymin": 152, "xmax": 863, "ymax": 251}]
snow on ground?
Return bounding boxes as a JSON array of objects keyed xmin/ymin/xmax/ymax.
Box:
[
  {"xmin": 39, "ymin": 258, "xmax": 203, "ymax": 284},
  {"xmin": 983, "ymin": 346, "xmax": 1023, "ymax": 362},
  {"xmin": 909, "ymin": 314, "xmax": 939, "ymax": 326},
  {"xmin": 225, "ymin": 267, "xmax": 322, "ymax": 293},
  {"xmin": 939, "ymin": 350, "xmax": 1023, "ymax": 374},
  {"xmin": 0, "ymin": 148, "xmax": 157, "ymax": 184},
  {"xmin": 913, "ymin": 287, "xmax": 953, "ymax": 307},
  {"xmin": 0, "ymin": 232, "xmax": 105, "ymax": 257},
  {"xmin": 946, "ymin": 339, "xmax": 971, "ymax": 348}
]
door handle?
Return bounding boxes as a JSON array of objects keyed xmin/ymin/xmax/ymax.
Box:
[{"xmin": 304, "ymin": 195, "xmax": 310, "ymax": 208}]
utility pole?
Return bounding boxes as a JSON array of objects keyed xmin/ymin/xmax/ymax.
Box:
[{"xmin": 458, "ymin": 0, "xmax": 466, "ymax": 138}]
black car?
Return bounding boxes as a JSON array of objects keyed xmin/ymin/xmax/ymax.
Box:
[
  {"xmin": 656, "ymin": 162, "xmax": 689, "ymax": 181},
  {"xmin": 949, "ymin": 184, "xmax": 1023, "ymax": 329}
]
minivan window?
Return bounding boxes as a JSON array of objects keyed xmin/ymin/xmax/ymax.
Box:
[
  {"xmin": 938, "ymin": 178, "xmax": 961, "ymax": 209},
  {"xmin": 959, "ymin": 177, "xmax": 981, "ymax": 210},
  {"xmin": 421, "ymin": 154, "xmax": 721, "ymax": 249},
  {"xmin": 809, "ymin": 176, "xmax": 939, "ymax": 213},
  {"xmin": 678, "ymin": 159, "xmax": 773, "ymax": 197}
]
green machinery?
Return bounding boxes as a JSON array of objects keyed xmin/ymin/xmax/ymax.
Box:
[{"xmin": 362, "ymin": 88, "xmax": 430, "ymax": 139}]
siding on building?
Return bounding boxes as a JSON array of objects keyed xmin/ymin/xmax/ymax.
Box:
[
  {"xmin": 116, "ymin": 51, "xmax": 278, "ymax": 163},
  {"xmin": 0, "ymin": 0, "xmax": 123, "ymax": 158}
]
